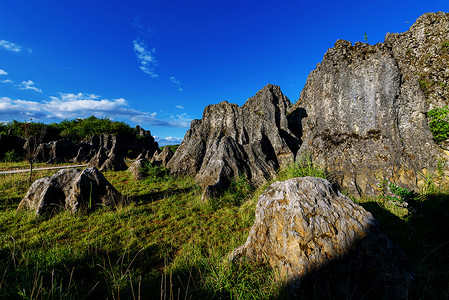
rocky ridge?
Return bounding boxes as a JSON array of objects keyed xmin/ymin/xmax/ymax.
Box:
[
  {"xmin": 291, "ymin": 11, "xmax": 449, "ymax": 196},
  {"xmin": 167, "ymin": 84, "xmax": 300, "ymax": 198}
]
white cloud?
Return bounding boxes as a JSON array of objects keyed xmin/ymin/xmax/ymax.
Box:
[
  {"xmin": 0, "ymin": 69, "xmax": 7, "ymax": 75},
  {"xmin": 1, "ymin": 79, "xmax": 13, "ymax": 84},
  {"xmin": 17, "ymin": 80, "xmax": 42, "ymax": 93},
  {"xmin": 175, "ymin": 105, "xmax": 184, "ymax": 109},
  {"xmin": 133, "ymin": 39, "xmax": 158, "ymax": 78},
  {"xmin": 169, "ymin": 76, "xmax": 183, "ymax": 92},
  {"xmin": 0, "ymin": 93, "xmax": 192, "ymax": 129},
  {"xmin": 155, "ymin": 136, "xmax": 183, "ymax": 146},
  {"xmin": 0, "ymin": 40, "xmax": 22, "ymax": 52}
]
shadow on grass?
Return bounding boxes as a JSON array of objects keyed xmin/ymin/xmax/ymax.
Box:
[{"xmin": 359, "ymin": 193, "xmax": 449, "ymax": 299}]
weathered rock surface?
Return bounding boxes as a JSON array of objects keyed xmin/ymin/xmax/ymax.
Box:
[
  {"xmin": 167, "ymin": 84, "xmax": 300, "ymax": 197},
  {"xmin": 291, "ymin": 12, "xmax": 449, "ymax": 196},
  {"xmin": 36, "ymin": 139, "xmax": 76, "ymax": 163},
  {"xmin": 17, "ymin": 167, "xmax": 123, "ymax": 215},
  {"xmin": 128, "ymin": 158, "xmax": 150, "ymax": 180},
  {"xmin": 85, "ymin": 126, "xmax": 159, "ymax": 159},
  {"xmin": 151, "ymin": 146, "xmax": 173, "ymax": 167},
  {"xmin": 231, "ymin": 177, "xmax": 413, "ymax": 299},
  {"xmin": 88, "ymin": 148, "xmax": 108, "ymax": 169},
  {"xmin": 99, "ymin": 153, "xmax": 128, "ymax": 172}
]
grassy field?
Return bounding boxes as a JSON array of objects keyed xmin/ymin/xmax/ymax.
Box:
[{"xmin": 0, "ymin": 160, "xmax": 448, "ymax": 299}]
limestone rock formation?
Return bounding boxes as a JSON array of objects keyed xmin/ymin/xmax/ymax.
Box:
[
  {"xmin": 291, "ymin": 12, "xmax": 449, "ymax": 196},
  {"xmin": 151, "ymin": 146, "xmax": 173, "ymax": 167},
  {"xmin": 167, "ymin": 84, "xmax": 300, "ymax": 197},
  {"xmin": 128, "ymin": 158, "xmax": 150, "ymax": 180},
  {"xmin": 99, "ymin": 153, "xmax": 128, "ymax": 172},
  {"xmin": 88, "ymin": 148, "xmax": 108, "ymax": 169},
  {"xmin": 17, "ymin": 167, "xmax": 123, "ymax": 215},
  {"xmin": 230, "ymin": 177, "xmax": 413, "ymax": 299},
  {"xmin": 36, "ymin": 139, "xmax": 76, "ymax": 163}
]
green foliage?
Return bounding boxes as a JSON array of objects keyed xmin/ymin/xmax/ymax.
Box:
[
  {"xmin": 210, "ymin": 175, "xmax": 254, "ymax": 210},
  {"xmin": 206, "ymin": 257, "xmax": 285, "ymax": 299},
  {"xmin": 140, "ymin": 161, "xmax": 170, "ymax": 182},
  {"xmin": 3, "ymin": 149, "xmax": 20, "ymax": 162},
  {"xmin": 440, "ymin": 41, "xmax": 449, "ymax": 52},
  {"xmin": 387, "ymin": 182, "xmax": 416, "ymax": 203},
  {"xmin": 0, "ymin": 116, "xmax": 135, "ymax": 144},
  {"xmin": 276, "ymin": 154, "xmax": 327, "ymax": 181},
  {"xmin": 427, "ymin": 106, "xmax": 449, "ymax": 144},
  {"xmin": 57, "ymin": 116, "xmax": 134, "ymax": 143}
]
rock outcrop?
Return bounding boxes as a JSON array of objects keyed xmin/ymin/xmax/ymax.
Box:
[
  {"xmin": 35, "ymin": 139, "xmax": 76, "ymax": 163},
  {"xmin": 99, "ymin": 153, "xmax": 128, "ymax": 172},
  {"xmin": 230, "ymin": 177, "xmax": 413, "ymax": 299},
  {"xmin": 128, "ymin": 158, "xmax": 150, "ymax": 180},
  {"xmin": 88, "ymin": 148, "xmax": 108, "ymax": 169},
  {"xmin": 151, "ymin": 146, "xmax": 174, "ymax": 167},
  {"xmin": 17, "ymin": 167, "xmax": 123, "ymax": 215},
  {"xmin": 167, "ymin": 84, "xmax": 300, "ymax": 197},
  {"xmin": 291, "ymin": 12, "xmax": 449, "ymax": 196}
]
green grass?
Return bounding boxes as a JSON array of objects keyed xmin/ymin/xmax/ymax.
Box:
[{"xmin": 0, "ymin": 160, "xmax": 448, "ymax": 299}]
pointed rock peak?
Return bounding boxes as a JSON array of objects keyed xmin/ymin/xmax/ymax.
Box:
[{"xmin": 243, "ymin": 84, "xmax": 290, "ymax": 111}]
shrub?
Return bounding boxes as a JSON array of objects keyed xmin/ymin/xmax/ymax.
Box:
[
  {"xmin": 140, "ymin": 162, "xmax": 169, "ymax": 182},
  {"xmin": 427, "ymin": 106, "xmax": 449, "ymax": 144},
  {"xmin": 4, "ymin": 149, "xmax": 20, "ymax": 162}
]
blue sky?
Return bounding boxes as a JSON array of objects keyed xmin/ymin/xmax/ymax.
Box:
[{"xmin": 0, "ymin": 1, "xmax": 447, "ymax": 145}]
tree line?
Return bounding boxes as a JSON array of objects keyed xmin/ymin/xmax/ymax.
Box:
[{"xmin": 0, "ymin": 116, "xmax": 135, "ymax": 143}]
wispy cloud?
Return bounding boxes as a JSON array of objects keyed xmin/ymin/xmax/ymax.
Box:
[
  {"xmin": 133, "ymin": 39, "xmax": 158, "ymax": 78},
  {"xmin": 0, "ymin": 69, "xmax": 7, "ymax": 75},
  {"xmin": 0, "ymin": 93, "xmax": 192, "ymax": 128},
  {"xmin": 154, "ymin": 136, "xmax": 183, "ymax": 146},
  {"xmin": 1, "ymin": 79, "xmax": 13, "ymax": 84},
  {"xmin": 169, "ymin": 76, "xmax": 183, "ymax": 92},
  {"xmin": 0, "ymin": 40, "xmax": 22, "ymax": 52},
  {"xmin": 175, "ymin": 105, "xmax": 184, "ymax": 109},
  {"xmin": 17, "ymin": 80, "xmax": 42, "ymax": 93}
]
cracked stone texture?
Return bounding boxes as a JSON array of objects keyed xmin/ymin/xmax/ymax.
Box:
[
  {"xmin": 18, "ymin": 167, "xmax": 123, "ymax": 215},
  {"xmin": 167, "ymin": 84, "xmax": 300, "ymax": 197},
  {"xmin": 151, "ymin": 146, "xmax": 174, "ymax": 167},
  {"xmin": 128, "ymin": 158, "xmax": 151, "ymax": 181},
  {"xmin": 291, "ymin": 12, "xmax": 449, "ymax": 196},
  {"xmin": 230, "ymin": 177, "xmax": 413, "ymax": 299}
]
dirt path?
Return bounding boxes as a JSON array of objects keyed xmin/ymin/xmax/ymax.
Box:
[{"xmin": 0, "ymin": 164, "xmax": 88, "ymax": 175}]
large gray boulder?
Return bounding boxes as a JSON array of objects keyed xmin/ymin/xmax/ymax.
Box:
[
  {"xmin": 230, "ymin": 177, "xmax": 413, "ymax": 299},
  {"xmin": 17, "ymin": 167, "xmax": 123, "ymax": 215},
  {"xmin": 167, "ymin": 84, "xmax": 300, "ymax": 197},
  {"xmin": 291, "ymin": 12, "xmax": 449, "ymax": 196}
]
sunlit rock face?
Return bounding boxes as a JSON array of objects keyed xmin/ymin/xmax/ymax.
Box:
[
  {"xmin": 291, "ymin": 12, "xmax": 449, "ymax": 196},
  {"xmin": 167, "ymin": 84, "xmax": 301, "ymax": 198},
  {"xmin": 230, "ymin": 177, "xmax": 413, "ymax": 299},
  {"xmin": 18, "ymin": 167, "xmax": 123, "ymax": 215}
]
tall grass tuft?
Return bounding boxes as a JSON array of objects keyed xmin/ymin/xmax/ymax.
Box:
[{"xmin": 276, "ymin": 154, "xmax": 327, "ymax": 182}]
